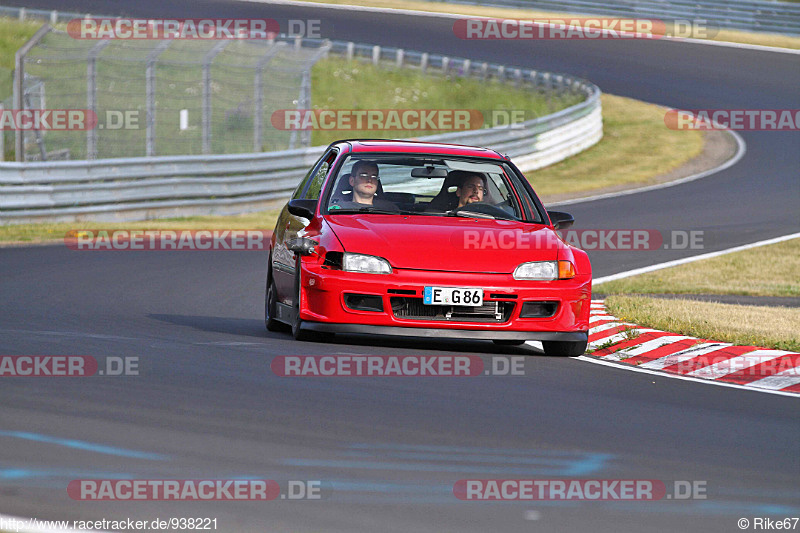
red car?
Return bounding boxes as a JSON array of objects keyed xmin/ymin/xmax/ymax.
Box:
[{"xmin": 265, "ymin": 139, "xmax": 591, "ymax": 356}]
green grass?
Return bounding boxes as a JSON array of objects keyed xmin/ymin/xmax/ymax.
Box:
[
  {"xmin": 598, "ymin": 238, "xmax": 800, "ymax": 297},
  {"xmin": 309, "ymin": 57, "xmax": 582, "ymax": 146},
  {"xmin": 0, "ymin": 18, "xmax": 42, "ymax": 160},
  {"xmin": 599, "ymin": 238, "xmax": 800, "ymax": 352},
  {"xmin": 0, "ymin": 210, "xmax": 283, "ymax": 244},
  {"xmin": 606, "ymin": 295, "xmax": 800, "ymax": 352},
  {"xmin": 529, "ymin": 93, "xmax": 704, "ymax": 198}
]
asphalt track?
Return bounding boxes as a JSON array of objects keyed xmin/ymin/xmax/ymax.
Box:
[{"xmin": 0, "ymin": 1, "xmax": 799, "ymax": 531}]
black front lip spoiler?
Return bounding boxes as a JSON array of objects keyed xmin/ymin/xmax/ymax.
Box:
[{"xmin": 300, "ymin": 322, "xmax": 588, "ymax": 342}]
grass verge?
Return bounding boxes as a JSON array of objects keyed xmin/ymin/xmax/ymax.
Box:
[
  {"xmin": 605, "ymin": 295, "xmax": 800, "ymax": 352},
  {"xmin": 528, "ymin": 93, "xmax": 704, "ymax": 198},
  {"xmin": 0, "ymin": 210, "xmax": 283, "ymax": 245},
  {"xmin": 598, "ymin": 238, "xmax": 800, "ymax": 297}
]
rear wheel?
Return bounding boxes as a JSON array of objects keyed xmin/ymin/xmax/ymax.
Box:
[{"xmin": 542, "ymin": 339, "xmax": 588, "ymax": 357}]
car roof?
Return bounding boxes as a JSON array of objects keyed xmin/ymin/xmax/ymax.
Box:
[{"xmin": 330, "ymin": 139, "xmax": 507, "ymax": 160}]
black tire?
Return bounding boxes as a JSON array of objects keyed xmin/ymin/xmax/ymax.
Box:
[
  {"xmin": 265, "ymin": 266, "xmax": 286, "ymax": 332},
  {"xmin": 492, "ymin": 340, "xmax": 527, "ymax": 346},
  {"xmin": 542, "ymin": 339, "xmax": 588, "ymax": 357}
]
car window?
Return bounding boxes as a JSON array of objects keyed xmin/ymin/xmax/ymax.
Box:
[
  {"xmin": 291, "ymin": 149, "xmax": 337, "ymax": 201},
  {"xmin": 323, "ymin": 155, "xmax": 530, "ymax": 221},
  {"xmin": 303, "ymin": 151, "xmax": 337, "ymax": 201}
]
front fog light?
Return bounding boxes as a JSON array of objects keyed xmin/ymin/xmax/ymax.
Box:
[{"xmin": 343, "ymin": 253, "xmax": 392, "ymax": 274}]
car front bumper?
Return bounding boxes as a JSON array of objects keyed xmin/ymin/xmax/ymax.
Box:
[{"xmin": 298, "ymin": 263, "xmax": 591, "ymax": 339}]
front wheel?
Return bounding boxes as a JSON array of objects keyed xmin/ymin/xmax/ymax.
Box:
[
  {"xmin": 542, "ymin": 339, "xmax": 587, "ymax": 357},
  {"xmin": 265, "ymin": 270, "xmax": 286, "ymax": 332}
]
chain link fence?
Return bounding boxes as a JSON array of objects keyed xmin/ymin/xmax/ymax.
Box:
[{"xmin": 6, "ymin": 26, "xmax": 329, "ymax": 161}]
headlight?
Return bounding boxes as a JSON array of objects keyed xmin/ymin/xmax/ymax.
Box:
[
  {"xmin": 513, "ymin": 261, "xmax": 575, "ymax": 280},
  {"xmin": 343, "ymin": 253, "xmax": 392, "ymax": 274}
]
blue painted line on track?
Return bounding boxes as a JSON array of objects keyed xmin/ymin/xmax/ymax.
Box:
[{"xmin": 0, "ymin": 430, "xmax": 167, "ymax": 460}]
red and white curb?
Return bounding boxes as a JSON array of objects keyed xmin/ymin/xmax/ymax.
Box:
[{"xmin": 583, "ymin": 300, "xmax": 800, "ymax": 395}]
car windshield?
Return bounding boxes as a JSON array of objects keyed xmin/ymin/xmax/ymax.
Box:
[{"xmin": 324, "ymin": 155, "xmax": 537, "ymax": 221}]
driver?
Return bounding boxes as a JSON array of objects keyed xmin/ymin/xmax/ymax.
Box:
[{"xmin": 456, "ymin": 173, "xmax": 488, "ymax": 208}]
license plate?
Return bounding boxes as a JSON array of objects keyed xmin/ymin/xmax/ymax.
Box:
[{"xmin": 423, "ymin": 287, "xmax": 484, "ymax": 306}]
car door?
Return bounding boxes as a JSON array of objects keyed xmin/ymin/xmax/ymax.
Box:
[{"xmin": 273, "ymin": 148, "xmax": 338, "ymax": 303}]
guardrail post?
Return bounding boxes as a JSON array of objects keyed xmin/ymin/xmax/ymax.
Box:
[
  {"xmin": 480, "ymin": 62, "xmax": 488, "ymax": 80},
  {"xmin": 396, "ymin": 48, "xmax": 404, "ymax": 68},
  {"xmin": 50, "ymin": 10, "xmax": 58, "ymax": 24},
  {"xmin": 87, "ymin": 39, "xmax": 111, "ymax": 160},
  {"xmin": 420, "ymin": 53, "xmax": 428, "ymax": 74},
  {"xmin": 202, "ymin": 40, "xmax": 230, "ymax": 155},
  {"xmin": 372, "ymin": 45, "xmax": 380, "ymax": 65},
  {"xmin": 254, "ymin": 42, "xmax": 285, "ymax": 152},
  {"xmin": 300, "ymin": 69, "xmax": 312, "ymax": 147},
  {"xmin": 18, "ymin": 7, "xmax": 25, "ymax": 20},
  {"xmin": 14, "ymin": 23, "xmax": 51, "ymax": 162},
  {"xmin": 462, "ymin": 59, "xmax": 470, "ymax": 76},
  {"xmin": 442, "ymin": 56, "xmax": 449, "ymax": 74},
  {"xmin": 145, "ymin": 40, "xmax": 170, "ymax": 157},
  {"xmin": 346, "ymin": 42, "xmax": 354, "ymax": 61}
]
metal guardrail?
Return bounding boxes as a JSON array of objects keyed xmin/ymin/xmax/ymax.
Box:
[
  {"xmin": 0, "ymin": 32, "xmax": 602, "ymax": 223},
  {"xmin": 435, "ymin": 0, "xmax": 800, "ymax": 35}
]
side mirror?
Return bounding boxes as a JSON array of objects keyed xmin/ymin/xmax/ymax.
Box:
[
  {"xmin": 547, "ymin": 211, "xmax": 575, "ymax": 230},
  {"xmin": 287, "ymin": 238, "xmax": 318, "ymax": 256},
  {"xmin": 288, "ymin": 199, "xmax": 316, "ymax": 220}
]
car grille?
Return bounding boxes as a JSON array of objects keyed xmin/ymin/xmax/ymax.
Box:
[{"xmin": 390, "ymin": 297, "xmax": 514, "ymax": 323}]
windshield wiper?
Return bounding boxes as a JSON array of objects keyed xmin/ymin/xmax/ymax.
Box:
[
  {"xmin": 328, "ymin": 207, "xmax": 401, "ymax": 215},
  {"xmin": 445, "ymin": 210, "xmax": 496, "ymax": 220}
]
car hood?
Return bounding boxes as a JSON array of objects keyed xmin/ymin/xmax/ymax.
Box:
[{"xmin": 325, "ymin": 215, "xmax": 564, "ymax": 273}]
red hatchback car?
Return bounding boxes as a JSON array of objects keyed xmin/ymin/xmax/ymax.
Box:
[{"xmin": 265, "ymin": 139, "xmax": 591, "ymax": 356}]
